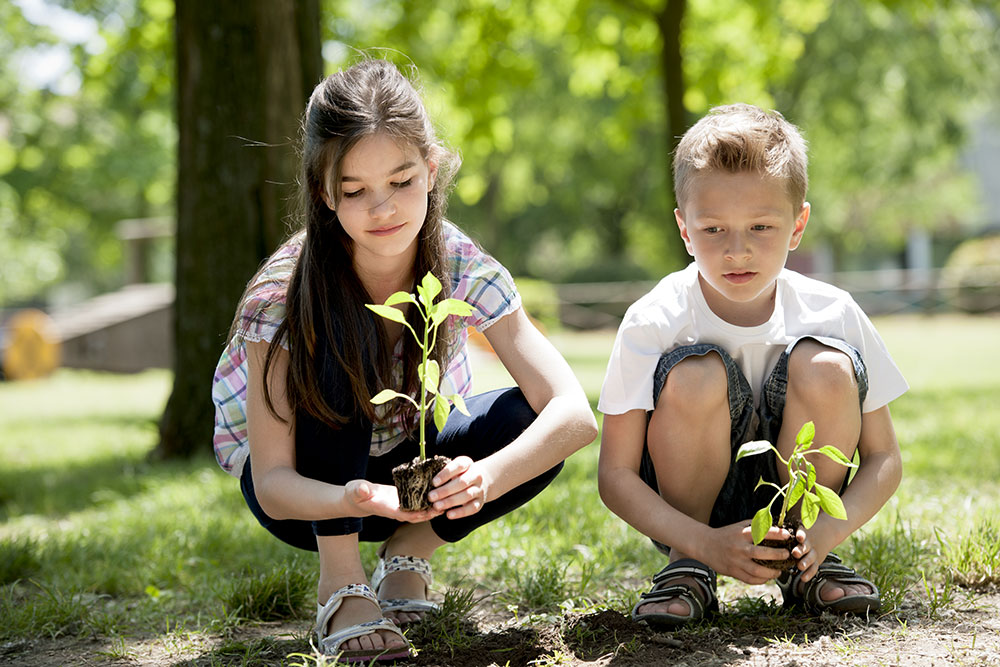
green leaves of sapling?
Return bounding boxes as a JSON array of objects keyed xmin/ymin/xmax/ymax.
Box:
[
  {"xmin": 741, "ymin": 421, "xmax": 857, "ymax": 544},
  {"xmin": 752, "ymin": 506, "xmax": 774, "ymax": 545},
  {"xmin": 366, "ymin": 271, "xmax": 474, "ymax": 460}
]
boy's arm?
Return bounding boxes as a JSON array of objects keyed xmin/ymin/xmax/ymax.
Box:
[
  {"xmin": 598, "ymin": 411, "xmax": 706, "ymax": 548},
  {"xmin": 792, "ymin": 404, "xmax": 903, "ymax": 580},
  {"xmin": 598, "ymin": 410, "xmax": 790, "ymax": 584}
]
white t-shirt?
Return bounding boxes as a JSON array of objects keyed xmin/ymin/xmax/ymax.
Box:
[{"xmin": 598, "ymin": 264, "xmax": 908, "ymax": 415}]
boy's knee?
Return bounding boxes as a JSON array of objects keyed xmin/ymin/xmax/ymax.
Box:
[
  {"xmin": 788, "ymin": 340, "xmax": 858, "ymax": 402},
  {"xmin": 658, "ymin": 351, "xmax": 728, "ymax": 411}
]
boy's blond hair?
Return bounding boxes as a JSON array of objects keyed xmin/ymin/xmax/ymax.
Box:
[{"xmin": 673, "ymin": 103, "xmax": 808, "ymax": 210}]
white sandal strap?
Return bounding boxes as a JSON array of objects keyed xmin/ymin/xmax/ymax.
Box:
[
  {"xmin": 319, "ymin": 617, "xmax": 407, "ymax": 655},
  {"xmin": 314, "ymin": 583, "xmax": 379, "ymax": 641},
  {"xmin": 370, "ymin": 555, "xmax": 434, "ymax": 594},
  {"xmin": 379, "ymin": 598, "xmax": 441, "ymax": 614}
]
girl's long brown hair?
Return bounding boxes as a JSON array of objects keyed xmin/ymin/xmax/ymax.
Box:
[{"xmin": 233, "ymin": 59, "xmax": 459, "ymax": 430}]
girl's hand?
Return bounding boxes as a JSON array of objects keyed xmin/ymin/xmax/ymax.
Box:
[
  {"xmin": 702, "ymin": 522, "xmax": 793, "ymax": 585},
  {"xmin": 428, "ymin": 456, "xmax": 493, "ymax": 519},
  {"xmin": 344, "ymin": 479, "xmax": 441, "ymax": 523}
]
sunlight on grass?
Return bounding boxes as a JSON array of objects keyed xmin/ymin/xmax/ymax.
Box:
[{"xmin": 0, "ymin": 314, "xmax": 997, "ymax": 648}]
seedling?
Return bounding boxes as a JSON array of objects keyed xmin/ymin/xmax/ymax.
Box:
[
  {"xmin": 366, "ymin": 271, "xmax": 474, "ymax": 460},
  {"xmin": 736, "ymin": 421, "xmax": 858, "ymax": 545}
]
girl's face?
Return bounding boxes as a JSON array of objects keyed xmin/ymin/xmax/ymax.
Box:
[{"xmin": 325, "ymin": 133, "xmax": 437, "ymax": 273}]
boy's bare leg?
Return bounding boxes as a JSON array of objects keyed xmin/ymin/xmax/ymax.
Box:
[
  {"xmin": 638, "ymin": 352, "xmax": 732, "ymax": 616},
  {"xmin": 780, "ymin": 339, "xmax": 871, "ymax": 601},
  {"xmin": 316, "ymin": 534, "xmax": 407, "ymax": 653},
  {"xmin": 378, "ymin": 521, "xmax": 447, "ymax": 624}
]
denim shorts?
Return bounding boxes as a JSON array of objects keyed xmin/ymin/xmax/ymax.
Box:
[{"xmin": 640, "ymin": 336, "xmax": 868, "ymax": 554}]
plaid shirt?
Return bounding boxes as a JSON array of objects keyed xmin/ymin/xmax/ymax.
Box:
[{"xmin": 211, "ymin": 222, "xmax": 521, "ymax": 477}]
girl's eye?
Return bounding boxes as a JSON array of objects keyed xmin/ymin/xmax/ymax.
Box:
[
  {"xmin": 392, "ymin": 178, "xmax": 413, "ymax": 189},
  {"xmin": 343, "ymin": 189, "xmax": 364, "ymax": 199}
]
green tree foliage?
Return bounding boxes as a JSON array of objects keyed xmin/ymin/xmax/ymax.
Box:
[
  {"xmin": 2, "ymin": 0, "xmax": 996, "ymax": 308},
  {"xmin": 0, "ymin": 0, "xmax": 174, "ymax": 306},
  {"xmin": 324, "ymin": 0, "xmax": 997, "ymax": 277}
]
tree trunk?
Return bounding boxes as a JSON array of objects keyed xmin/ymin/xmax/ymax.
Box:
[
  {"xmin": 156, "ymin": 1, "xmax": 322, "ymax": 459},
  {"xmin": 657, "ymin": 0, "xmax": 692, "ymax": 267}
]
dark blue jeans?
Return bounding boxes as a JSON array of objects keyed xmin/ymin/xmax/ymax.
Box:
[
  {"xmin": 241, "ymin": 387, "xmax": 563, "ymax": 551},
  {"xmin": 640, "ymin": 336, "xmax": 868, "ymax": 553}
]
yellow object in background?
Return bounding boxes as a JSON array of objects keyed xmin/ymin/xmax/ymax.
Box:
[{"xmin": 2, "ymin": 309, "xmax": 61, "ymax": 380}]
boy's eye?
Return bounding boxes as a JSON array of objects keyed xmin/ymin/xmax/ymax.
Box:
[
  {"xmin": 704, "ymin": 226, "xmax": 721, "ymax": 234},
  {"xmin": 752, "ymin": 224, "xmax": 771, "ymax": 231}
]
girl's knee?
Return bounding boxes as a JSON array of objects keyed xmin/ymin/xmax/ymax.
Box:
[
  {"xmin": 658, "ymin": 351, "xmax": 728, "ymax": 411},
  {"xmin": 788, "ymin": 340, "xmax": 858, "ymax": 403}
]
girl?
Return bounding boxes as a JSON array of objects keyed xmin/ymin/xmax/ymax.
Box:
[{"xmin": 212, "ymin": 59, "xmax": 597, "ymax": 662}]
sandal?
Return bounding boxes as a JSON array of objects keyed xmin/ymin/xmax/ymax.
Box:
[
  {"xmin": 315, "ymin": 583, "xmax": 411, "ymax": 662},
  {"xmin": 371, "ymin": 555, "xmax": 441, "ymax": 621},
  {"xmin": 777, "ymin": 552, "xmax": 881, "ymax": 615},
  {"xmin": 631, "ymin": 558, "xmax": 720, "ymax": 628}
]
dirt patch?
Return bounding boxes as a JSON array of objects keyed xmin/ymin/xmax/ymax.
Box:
[{"xmin": 3, "ymin": 593, "xmax": 999, "ymax": 666}]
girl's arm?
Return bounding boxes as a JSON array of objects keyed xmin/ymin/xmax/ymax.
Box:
[
  {"xmin": 245, "ymin": 340, "xmax": 439, "ymax": 523},
  {"xmin": 430, "ymin": 308, "xmax": 598, "ymax": 516}
]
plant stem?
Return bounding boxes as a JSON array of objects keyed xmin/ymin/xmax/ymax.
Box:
[{"xmin": 418, "ymin": 304, "xmax": 430, "ymax": 461}]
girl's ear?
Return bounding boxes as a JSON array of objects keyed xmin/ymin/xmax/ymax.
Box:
[
  {"xmin": 426, "ymin": 159, "xmax": 438, "ymax": 193},
  {"xmin": 320, "ymin": 188, "xmax": 335, "ymax": 212}
]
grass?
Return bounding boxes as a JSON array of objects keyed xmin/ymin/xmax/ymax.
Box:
[{"xmin": 0, "ymin": 313, "xmax": 998, "ymax": 663}]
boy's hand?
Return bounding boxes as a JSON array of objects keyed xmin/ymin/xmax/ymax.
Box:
[
  {"xmin": 703, "ymin": 522, "xmax": 795, "ymax": 585},
  {"xmin": 789, "ymin": 524, "xmax": 836, "ymax": 583},
  {"xmin": 428, "ymin": 456, "xmax": 494, "ymax": 519}
]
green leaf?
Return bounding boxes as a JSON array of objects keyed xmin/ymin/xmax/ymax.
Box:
[
  {"xmin": 431, "ymin": 298, "xmax": 475, "ymax": 326},
  {"xmin": 384, "ymin": 291, "xmax": 417, "ymax": 307},
  {"xmin": 371, "ymin": 389, "xmax": 407, "ymax": 405},
  {"xmin": 450, "ymin": 392, "xmax": 470, "ymax": 416},
  {"xmin": 418, "ymin": 271, "xmax": 442, "ymax": 310},
  {"xmin": 420, "ymin": 359, "xmax": 440, "ymax": 395},
  {"xmin": 786, "ymin": 476, "xmax": 806, "ymax": 509},
  {"xmin": 801, "ymin": 491, "xmax": 820, "ymax": 528},
  {"xmin": 421, "ymin": 271, "xmax": 443, "ymax": 301},
  {"xmin": 806, "ymin": 462, "xmax": 817, "ymax": 491},
  {"xmin": 366, "ymin": 304, "xmax": 407, "ymax": 325},
  {"xmin": 816, "ymin": 445, "xmax": 858, "ymax": 468},
  {"xmin": 815, "ymin": 484, "xmax": 848, "ymax": 520},
  {"xmin": 795, "ymin": 421, "xmax": 815, "ymax": 447},
  {"xmin": 433, "ymin": 392, "xmax": 450, "ymax": 431},
  {"xmin": 736, "ymin": 440, "xmax": 774, "ymax": 461},
  {"xmin": 751, "ymin": 506, "xmax": 773, "ymax": 545}
]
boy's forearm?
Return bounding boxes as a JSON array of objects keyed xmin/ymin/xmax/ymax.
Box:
[
  {"xmin": 812, "ymin": 449, "xmax": 902, "ymax": 550},
  {"xmin": 598, "ymin": 465, "xmax": 709, "ymax": 560}
]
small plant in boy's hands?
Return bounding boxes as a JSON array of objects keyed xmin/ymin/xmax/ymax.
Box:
[
  {"xmin": 735, "ymin": 421, "xmax": 858, "ymax": 570},
  {"xmin": 367, "ymin": 271, "xmax": 474, "ymax": 510}
]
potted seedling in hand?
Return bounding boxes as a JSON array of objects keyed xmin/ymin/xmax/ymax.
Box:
[
  {"xmin": 735, "ymin": 421, "xmax": 858, "ymax": 571},
  {"xmin": 367, "ymin": 271, "xmax": 474, "ymax": 510}
]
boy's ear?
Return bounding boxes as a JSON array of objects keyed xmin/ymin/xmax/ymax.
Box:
[
  {"xmin": 675, "ymin": 208, "xmax": 695, "ymax": 257},
  {"xmin": 789, "ymin": 202, "xmax": 810, "ymax": 250}
]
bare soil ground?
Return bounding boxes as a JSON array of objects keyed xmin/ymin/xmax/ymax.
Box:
[{"xmin": 2, "ymin": 589, "xmax": 998, "ymax": 667}]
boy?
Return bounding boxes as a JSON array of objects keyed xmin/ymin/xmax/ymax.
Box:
[{"xmin": 597, "ymin": 104, "xmax": 906, "ymax": 626}]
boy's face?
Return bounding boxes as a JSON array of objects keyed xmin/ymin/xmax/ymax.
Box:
[{"xmin": 675, "ymin": 170, "xmax": 809, "ymax": 326}]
